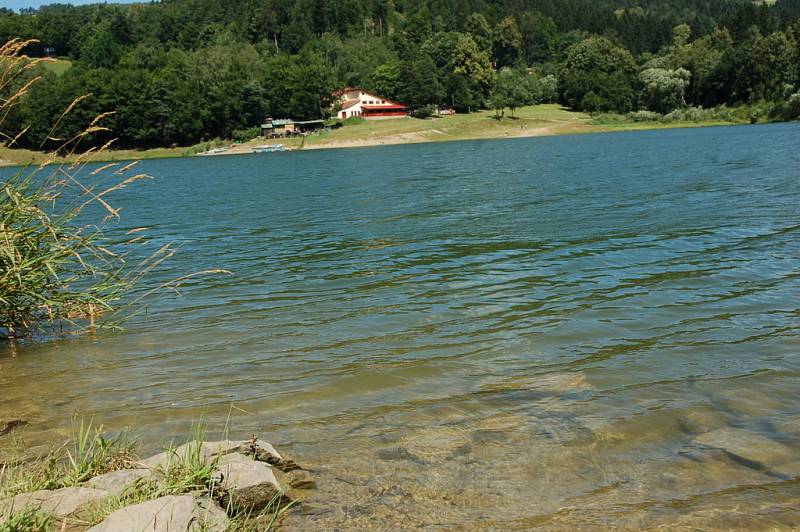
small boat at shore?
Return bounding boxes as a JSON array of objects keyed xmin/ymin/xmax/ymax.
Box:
[
  {"xmin": 252, "ymin": 144, "xmax": 286, "ymax": 153},
  {"xmin": 199, "ymin": 146, "xmax": 230, "ymax": 156}
]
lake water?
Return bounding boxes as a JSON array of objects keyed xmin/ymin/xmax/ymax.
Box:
[{"xmin": 2, "ymin": 124, "xmax": 800, "ymax": 529}]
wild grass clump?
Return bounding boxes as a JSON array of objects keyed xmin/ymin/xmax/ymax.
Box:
[
  {"xmin": 0, "ymin": 419, "xmax": 134, "ymax": 502},
  {"xmin": 0, "ymin": 503, "xmax": 54, "ymax": 532}
]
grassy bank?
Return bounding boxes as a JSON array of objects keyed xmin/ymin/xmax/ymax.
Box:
[{"xmin": 0, "ymin": 104, "xmax": 754, "ymax": 167}]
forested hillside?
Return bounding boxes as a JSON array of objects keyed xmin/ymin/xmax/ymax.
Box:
[{"xmin": 1, "ymin": 0, "xmax": 799, "ymax": 149}]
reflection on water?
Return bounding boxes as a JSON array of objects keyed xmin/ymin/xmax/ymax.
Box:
[{"xmin": 2, "ymin": 123, "xmax": 799, "ymax": 528}]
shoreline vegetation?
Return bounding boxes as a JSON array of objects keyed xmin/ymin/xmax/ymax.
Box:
[{"xmin": 0, "ymin": 104, "xmax": 769, "ymax": 168}]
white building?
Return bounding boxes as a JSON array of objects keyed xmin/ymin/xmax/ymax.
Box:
[{"xmin": 332, "ymin": 88, "xmax": 408, "ymax": 119}]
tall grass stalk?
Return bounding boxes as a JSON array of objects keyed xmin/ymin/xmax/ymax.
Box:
[{"xmin": 0, "ymin": 39, "xmax": 226, "ymax": 338}]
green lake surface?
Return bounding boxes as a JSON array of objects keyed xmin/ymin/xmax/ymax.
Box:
[{"xmin": 2, "ymin": 123, "xmax": 799, "ymax": 529}]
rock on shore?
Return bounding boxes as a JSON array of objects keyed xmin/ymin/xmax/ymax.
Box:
[{"xmin": 0, "ymin": 437, "xmax": 310, "ymax": 531}]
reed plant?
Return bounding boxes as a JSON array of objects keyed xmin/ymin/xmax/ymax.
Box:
[
  {"xmin": 0, "ymin": 40, "xmax": 151, "ymax": 338},
  {"xmin": 0, "ymin": 39, "xmax": 225, "ymax": 339}
]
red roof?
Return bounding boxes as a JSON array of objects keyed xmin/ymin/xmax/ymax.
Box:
[
  {"xmin": 332, "ymin": 87, "xmax": 406, "ymax": 108},
  {"xmin": 362, "ymin": 104, "xmax": 407, "ymax": 110},
  {"xmin": 332, "ymin": 87, "xmax": 361, "ymax": 98},
  {"xmin": 340, "ymin": 99, "xmax": 361, "ymax": 110}
]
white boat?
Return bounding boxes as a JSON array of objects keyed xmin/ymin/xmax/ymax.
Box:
[
  {"xmin": 252, "ymin": 144, "xmax": 286, "ymax": 153},
  {"xmin": 200, "ymin": 146, "xmax": 229, "ymax": 156}
]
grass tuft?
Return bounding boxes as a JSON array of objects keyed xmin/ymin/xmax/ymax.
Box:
[
  {"xmin": 0, "ymin": 502, "xmax": 54, "ymax": 532},
  {"xmin": 63, "ymin": 418, "xmax": 134, "ymax": 486}
]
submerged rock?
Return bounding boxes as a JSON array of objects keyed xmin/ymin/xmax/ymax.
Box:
[
  {"xmin": 85, "ymin": 468, "xmax": 154, "ymax": 496},
  {"xmin": 694, "ymin": 427, "xmax": 794, "ymax": 468},
  {"xmin": 4, "ymin": 487, "xmax": 109, "ymax": 519},
  {"xmin": 479, "ymin": 372, "xmax": 591, "ymax": 396},
  {"xmin": 775, "ymin": 416, "xmax": 800, "ymax": 436},
  {"xmin": 281, "ymin": 469, "xmax": 316, "ymax": 490},
  {"xmin": 470, "ymin": 413, "xmax": 528, "ymax": 433},
  {"xmin": 0, "ymin": 419, "xmax": 28, "ymax": 436},
  {"xmin": 215, "ymin": 453, "xmax": 287, "ymax": 515},
  {"xmin": 88, "ymin": 495, "xmax": 196, "ymax": 532},
  {"xmin": 679, "ymin": 409, "xmax": 730, "ymax": 435},
  {"xmin": 397, "ymin": 427, "xmax": 471, "ymax": 461}
]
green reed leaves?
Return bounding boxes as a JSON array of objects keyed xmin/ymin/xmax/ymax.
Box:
[{"xmin": 1, "ymin": 39, "xmax": 227, "ymax": 338}]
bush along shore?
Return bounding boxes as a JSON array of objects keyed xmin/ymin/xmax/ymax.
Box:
[{"xmin": 0, "ymin": 423, "xmax": 312, "ymax": 531}]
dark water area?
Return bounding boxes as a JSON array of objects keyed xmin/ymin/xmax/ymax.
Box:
[{"xmin": 2, "ymin": 124, "xmax": 799, "ymax": 528}]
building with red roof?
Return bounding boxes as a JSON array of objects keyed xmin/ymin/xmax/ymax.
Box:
[{"xmin": 332, "ymin": 88, "xmax": 408, "ymax": 119}]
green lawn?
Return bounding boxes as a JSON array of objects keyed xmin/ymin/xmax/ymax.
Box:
[
  {"xmin": 40, "ymin": 58, "xmax": 72, "ymax": 76},
  {"xmin": 301, "ymin": 104, "xmax": 593, "ymax": 148}
]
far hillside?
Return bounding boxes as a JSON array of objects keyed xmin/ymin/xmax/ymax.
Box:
[{"xmin": 0, "ymin": 0, "xmax": 798, "ymax": 151}]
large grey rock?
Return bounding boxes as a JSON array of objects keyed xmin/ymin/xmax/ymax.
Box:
[
  {"xmin": 138, "ymin": 440, "xmax": 229, "ymax": 470},
  {"xmin": 88, "ymin": 495, "xmax": 197, "ymax": 532},
  {"xmin": 694, "ymin": 427, "xmax": 794, "ymax": 467},
  {"xmin": 201, "ymin": 439, "xmax": 297, "ymax": 471},
  {"xmin": 139, "ymin": 439, "xmax": 297, "ymax": 472},
  {"xmin": 215, "ymin": 453, "xmax": 287, "ymax": 515},
  {"xmin": 85, "ymin": 469, "xmax": 154, "ymax": 496},
  {"xmin": 4, "ymin": 487, "xmax": 109, "ymax": 518},
  {"xmin": 194, "ymin": 498, "xmax": 230, "ymax": 532}
]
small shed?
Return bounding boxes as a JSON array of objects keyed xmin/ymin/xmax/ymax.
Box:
[
  {"xmin": 261, "ymin": 118, "xmax": 295, "ymax": 137},
  {"xmin": 293, "ymin": 120, "xmax": 325, "ymax": 133}
]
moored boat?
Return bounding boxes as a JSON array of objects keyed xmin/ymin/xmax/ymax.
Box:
[{"xmin": 252, "ymin": 144, "xmax": 286, "ymax": 153}]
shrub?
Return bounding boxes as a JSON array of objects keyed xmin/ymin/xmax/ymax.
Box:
[
  {"xmin": 588, "ymin": 112, "xmax": 627, "ymax": 125},
  {"xmin": 627, "ymin": 110, "xmax": 661, "ymax": 122},
  {"xmin": 768, "ymin": 91, "xmax": 800, "ymax": 121},
  {"xmin": 662, "ymin": 106, "xmax": 704, "ymax": 122},
  {"xmin": 787, "ymin": 93, "xmax": 800, "ymax": 119},
  {"xmin": 410, "ymin": 106, "xmax": 436, "ymax": 119},
  {"xmin": 343, "ymin": 116, "xmax": 366, "ymax": 126},
  {"xmin": 231, "ymin": 127, "xmax": 261, "ymax": 142}
]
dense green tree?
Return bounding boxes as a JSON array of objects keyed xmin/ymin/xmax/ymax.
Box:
[
  {"xmin": 465, "ymin": 13, "xmax": 491, "ymax": 54},
  {"xmin": 399, "ymin": 50, "xmax": 442, "ymax": 108},
  {"xmin": 451, "ymin": 33, "xmax": 494, "ymax": 108},
  {"xmin": 370, "ymin": 61, "xmax": 402, "ymax": 100},
  {"xmin": 77, "ymin": 20, "xmax": 123, "ymax": 67},
  {"xmin": 560, "ymin": 36, "xmax": 638, "ymax": 112},
  {"xmin": 639, "ymin": 67, "xmax": 691, "ymax": 112},
  {"xmin": 492, "ymin": 16, "xmax": 522, "ymax": 68},
  {"xmin": 518, "ymin": 11, "xmax": 557, "ymax": 64}
]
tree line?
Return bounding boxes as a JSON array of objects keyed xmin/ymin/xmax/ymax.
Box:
[{"xmin": 1, "ymin": 0, "xmax": 799, "ymax": 149}]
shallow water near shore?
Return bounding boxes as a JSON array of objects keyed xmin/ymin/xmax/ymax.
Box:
[{"xmin": 2, "ymin": 124, "xmax": 800, "ymax": 529}]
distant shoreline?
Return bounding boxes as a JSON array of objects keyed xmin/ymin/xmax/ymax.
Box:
[{"xmin": 0, "ymin": 105, "xmax": 755, "ymax": 168}]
